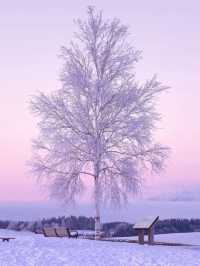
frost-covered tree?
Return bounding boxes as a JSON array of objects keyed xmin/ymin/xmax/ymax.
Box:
[{"xmin": 30, "ymin": 7, "xmax": 169, "ymax": 238}]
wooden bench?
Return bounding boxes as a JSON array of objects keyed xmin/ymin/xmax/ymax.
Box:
[
  {"xmin": 133, "ymin": 216, "xmax": 159, "ymax": 245},
  {"xmin": 43, "ymin": 227, "xmax": 79, "ymax": 238},
  {"xmin": 55, "ymin": 227, "xmax": 78, "ymax": 238},
  {"xmin": 0, "ymin": 237, "xmax": 15, "ymax": 242},
  {"xmin": 43, "ymin": 228, "xmax": 57, "ymax": 237}
]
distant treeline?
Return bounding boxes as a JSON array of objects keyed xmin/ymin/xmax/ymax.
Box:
[
  {"xmin": 1, "ymin": 217, "xmax": 200, "ymax": 237},
  {"xmin": 0, "ymin": 216, "xmax": 94, "ymax": 233},
  {"xmin": 104, "ymin": 219, "xmax": 200, "ymax": 237}
]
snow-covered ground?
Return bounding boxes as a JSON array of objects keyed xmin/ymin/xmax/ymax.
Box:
[
  {"xmin": 156, "ymin": 232, "xmax": 200, "ymax": 246},
  {"xmin": 114, "ymin": 232, "xmax": 200, "ymax": 246},
  {"xmin": 0, "ymin": 230, "xmax": 200, "ymax": 266}
]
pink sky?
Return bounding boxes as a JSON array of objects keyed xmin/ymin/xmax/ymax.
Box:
[{"xmin": 0, "ymin": 0, "xmax": 200, "ymax": 202}]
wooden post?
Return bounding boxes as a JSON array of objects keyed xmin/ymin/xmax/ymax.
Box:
[
  {"xmin": 138, "ymin": 229, "xmax": 144, "ymax": 244},
  {"xmin": 148, "ymin": 226, "xmax": 154, "ymax": 245}
]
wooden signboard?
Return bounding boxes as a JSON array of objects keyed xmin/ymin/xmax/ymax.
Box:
[
  {"xmin": 134, "ymin": 216, "xmax": 159, "ymax": 230},
  {"xmin": 133, "ymin": 216, "xmax": 159, "ymax": 245}
]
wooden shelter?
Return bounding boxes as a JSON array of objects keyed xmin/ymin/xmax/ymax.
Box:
[{"xmin": 133, "ymin": 216, "xmax": 159, "ymax": 245}]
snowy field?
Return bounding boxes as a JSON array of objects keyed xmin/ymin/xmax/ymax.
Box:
[
  {"xmin": 114, "ymin": 232, "xmax": 200, "ymax": 246},
  {"xmin": 0, "ymin": 230, "xmax": 200, "ymax": 265}
]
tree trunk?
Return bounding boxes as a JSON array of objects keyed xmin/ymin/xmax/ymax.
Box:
[
  {"xmin": 94, "ymin": 135, "xmax": 101, "ymax": 239},
  {"xmin": 94, "ymin": 176, "xmax": 101, "ymax": 239}
]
